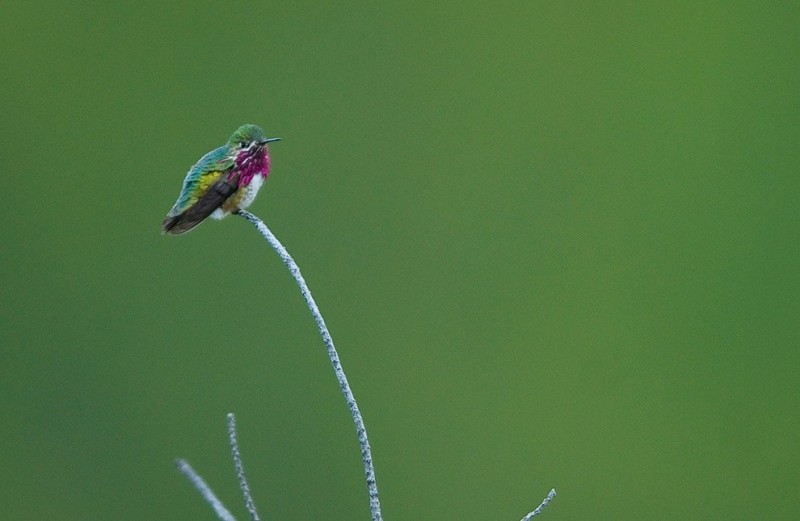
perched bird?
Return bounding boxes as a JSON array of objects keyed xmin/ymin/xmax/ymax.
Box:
[{"xmin": 162, "ymin": 124, "xmax": 280, "ymax": 234}]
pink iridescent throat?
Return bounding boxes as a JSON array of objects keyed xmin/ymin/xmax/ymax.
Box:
[{"xmin": 235, "ymin": 147, "xmax": 271, "ymax": 187}]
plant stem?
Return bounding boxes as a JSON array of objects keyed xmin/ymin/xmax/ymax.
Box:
[
  {"xmin": 520, "ymin": 488, "xmax": 557, "ymax": 520},
  {"xmin": 236, "ymin": 210, "xmax": 383, "ymax": 521},
  {"xmin": 176, "ymin": 459, "xmax": 237, "ymax": 521},
  {"xmin": 227, "ymin": 413, "xmax": 261, "ymax": 521}
]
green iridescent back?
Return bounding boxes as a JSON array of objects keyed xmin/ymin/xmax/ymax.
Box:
[{"xmin": 166, "ymin": 145, "xmax": 234, "ymax": 217}]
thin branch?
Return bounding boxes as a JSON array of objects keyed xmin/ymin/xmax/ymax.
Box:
[
  {"xmin": 236, "ymin": 210, "xmax": 383, "ymax": 521},
  {"xmin": 175, "ymin": 459, "xmax": 237, "ymax": 521},
  {"xmin": 520, "ymin": 488, "xmax": 557, "ymax": 520},
  {"xmin": 227, "ymin": 413, "xmax": 261, "ymax": 521}
]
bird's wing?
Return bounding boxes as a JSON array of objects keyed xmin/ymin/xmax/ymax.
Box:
[
  {"xmin": 166, "ymin": 146, "xmax": 235, "ymax": 217},
  {"xmin": 161, "ymin": 173, "xmax": 240, "ymax": 234}
]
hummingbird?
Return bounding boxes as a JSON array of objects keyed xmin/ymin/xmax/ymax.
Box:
[{"xmin": 162, "ymin": 124, "xmax": 281, "ymax": 234}]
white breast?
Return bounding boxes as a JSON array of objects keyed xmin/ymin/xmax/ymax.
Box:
[{"xmin": 239, "ymin": 174, "xmax": 265, "ymax": 209}]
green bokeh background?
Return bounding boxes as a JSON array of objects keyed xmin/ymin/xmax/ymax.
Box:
[{"xmin": 2, "ymin": 2, "xmax": 798, "ymax": 519}]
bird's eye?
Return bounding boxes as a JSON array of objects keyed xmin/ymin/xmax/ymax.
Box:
[{"xmin": 239, "ymin": 141, "xmax": 248, "ymax": 149}]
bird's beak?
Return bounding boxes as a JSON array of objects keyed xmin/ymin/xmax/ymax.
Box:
[{"xmin": 260, "ymin": 137, "xmax": 281, "ymax": 144}]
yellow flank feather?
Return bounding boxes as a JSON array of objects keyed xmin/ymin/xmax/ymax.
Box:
[{"xmin": 198, "ymin": 170, "xmax": 224, "ymax": 193}]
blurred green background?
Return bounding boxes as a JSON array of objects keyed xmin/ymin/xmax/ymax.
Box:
[{"xmin": 2, "ymin": 2, "xmax": 798, "ymax": 519}]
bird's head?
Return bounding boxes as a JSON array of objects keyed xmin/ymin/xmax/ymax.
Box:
[{"xmin": 227, "ymin": 124, "xmax": 281, "ymax": 159}]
